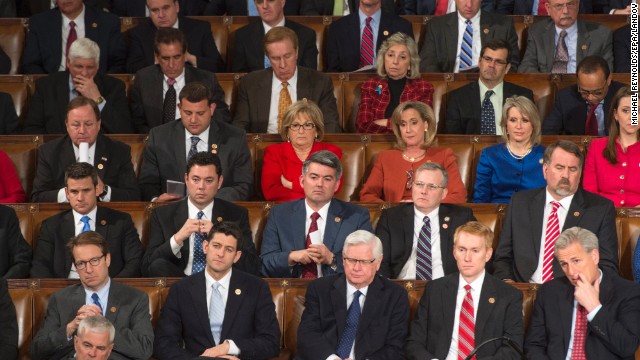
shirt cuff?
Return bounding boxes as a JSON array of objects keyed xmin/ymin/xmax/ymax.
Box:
[
  {"xmin": 57, "ymin": 188, "xmax": 68, "ymax": 203},
  {"xmin": 100, "ymin": 186, "xmax": 112, "ymax": 202},
  {"xmin": 587, "ymin": 304, "xmax": 602, "ymax": 321},
  {"xmin": 98, "ymin": 101, "xmax": 106, "ymax": 112},
  {"xmin": 170, "ymin": 235, "xmax": 182, "ymax": 257},
  {"xmin": 226, "ymin": 340, "xmax": 240, "ymax": 356},
  {"xmin": 326, "ymin": 355, "xmax": 341, "ymax": 360}
]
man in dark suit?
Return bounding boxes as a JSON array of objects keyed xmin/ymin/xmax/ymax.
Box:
[
  {"xmin": 233, "ymin": 27, "xmax": 341, "ymax": 133},
  {"xmin": 24, "ymin": 38, "xmax": 133, "ymax": 135},
  {"xmin": 142, "ymin": 152, "xmax": 259, "ymax": 277},
  {"xmin": 30, "ymin": 96, "xmax": 139, "ymax": 202},
  {"xmin": 139, "ymin": 82, "xmax": 252, "ymax": 202},
  {"xmin": 130, "ymin": 28, "xmax": 230, "ymax": 133},
  {"xmin": 401, "ymin": 0, "xmax": 496, "ymax": 14},
  {"xmin": 496, "ymin": 0, "xmax": 592, "ymax": 14},
  {"xmin": 525, "ymin": 227, "xmax": 640, "ymax": 359},
  {"xmin": 376, "ymin": 162, "xmax": 476, "ymax": 279},
  {"xmin": 613, "ymin": 24, "xmax": 630, "ymax": 73},
  {"xmin": 22, "ymin": 0, "xmax": 125, "ymax": 74},
  {"xmin": 0, "ymin": 205, "xmax": 32, "ymax": 279},
  {"xmin": 30, "ymin": 231, "xmax": 153, "ymax": 360},
  {"xmin": 0, "ymin": 278, "xmax": 18, "ymax": 359},
  {"xmin": 230, "ymin": 0, "xmax": 317, "ymax": 72},
  {"xmin": 543, "ymin": 56, "xmax": 626, "ymax": 135},
  {"xmin": 126, "ymin": 0, "xmax": 224, "ymax": 74},
  {"xmin": 261, "ymin": 150, "xmax": 373, "ymax": 277},
  {"xmin": 31, "ymin": 163, "xmax": 144, "ymax": 279},
  {"xmin": 110, "ymin": 0, "xmax": 147, "ymax": 16},
  {"xmin": 604, "ymin": 0, "xmax": 632, "ymax": 13},
  {"xmin": 73, "ymin": 315, "xmax": 114, "ymax": 360},
  {"xmin": 205, "ymin": 0, "xmax": 300, "ymax": 15},
  {"xmin": 154, "ymin": 221, "xmax": 281, "ymax": 360},
  {"xmin": 445, "ymin": 39, "xmax": 533, "ymax": 134},
  {"xmin": 301, "ymin": 0, "xmax": 398, "ymax": 15},
  {"xmin": 493, "ymin": 140, "xmax": 618, "ymax": 283},
  {"xmin": 325, "ymin": 0, "xmax": 413, "ymax": 72},
  {"xmin": 297, "ymin": 230, "xmax": 409, "ymax": 359},
  {"xmin": 406, "ymin": 221, "xmax": 524, "ymax": 359},
  {"xmin": 419, "ymin": 0, "xmax": 520, "ymax": 72},
  {"xmin": 19, "ymin": 0, "xmax": 110, "ymax": 16},
  {"xmin": 0, "ymin": 92, "xmax": 18, "ymax": 134}
]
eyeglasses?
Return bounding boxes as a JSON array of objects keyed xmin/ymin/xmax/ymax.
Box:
[
  {"xmin": 75, "ymin": 255, "xmax": 105, "ymax": 270},
  {"xmin": 289, "ymin": 123, "xmax": 316, "ymax": 131},
  {"xmin": 577, "ymin": 82, "xmax": 608, "ymax": 97},
  {"xmin": 481, "ymin": 55, "xmax": 508, "ymax": 66},
  {"xmin": 549, "ymin": 1, "xmax": 578, "ymax": 11},
  {"xmin": 413, "ymin": 182, "xmax": 446, "ymax": 191},
  {"xmin": 343, "ymin": 257, "xmax": 377, "ymax": 266},
  {"xmin": 406, "ymin": 170, "xmax": 414, "ymax": 190}
]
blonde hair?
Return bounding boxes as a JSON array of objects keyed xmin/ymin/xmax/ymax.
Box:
[
  {"xmin": 279, "ymin": 99, "xmax": 325, "ymax": 141},
  {"xmin": 390, "ymin": 101, "xmax": 436, "ymax": 150},
  {"xmin": 375, "ymin": 32, "xmax": 420, "ymax": 80},
  {"xmin": 454, "ymin": 221, "xmax": 494, "ymax": 249},
  {"xmin": 500, "ymin": 95, "xmax": 542, "ymax": 146}
]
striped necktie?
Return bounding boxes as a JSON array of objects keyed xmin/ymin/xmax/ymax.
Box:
[
  {"xmin": 459, "ymin": 19, "xmax": 473, "ymax": 70},
  {"xmin": 542, "ymin": 201, "xmax": 561, "ymax": 283},
  {"xmin": 458, "ymin": 285, "xmax": 475, "ymax": 360},
  {"xmin": 359, "ymin": 17, "xmax": 374, "ymax": 68},
  {"xmin": 416, "ymin": 216, "xmax": 433, "ymax": 280}
]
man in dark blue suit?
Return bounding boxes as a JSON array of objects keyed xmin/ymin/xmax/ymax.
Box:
[
  {"xmin": 260, "ymin": 150, "xmax": 373, "ymax": 278},
  {"xmin": 154, "ymin": 221, "xmax": 281, "ymax": 360}
]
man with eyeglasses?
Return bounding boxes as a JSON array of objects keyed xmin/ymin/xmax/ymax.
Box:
[
  {"xmin": 519, "ymin": 0, "xmax": 613, "ymax": 73},
  {"xmin": 543, "ymin": 55, "xmax": 627, "ymax": 135},
  {"xmin": 444, "ymin": 39, "xmax": 534, "ymax": 134},
  {"xmin": 376, "ymin": 162, "xmax": 476, "ymax": 280},
  {"xmin": 232, "ymin": 27, "xmax": 341, "ymax": 133},
  {"xmin": 31, "ymin": 231, "xmax": 153, "ymax": 359},
  {"xmin": 31, "ymin": 162, "xmax": 144, "ymax": 279},
  {"xmin": 261, "ymin": 150, "xmax": 372, "ymax": 277},
  {"xmin": 297, "ymin": 230, "xmax": 409, "ymax": 359}
]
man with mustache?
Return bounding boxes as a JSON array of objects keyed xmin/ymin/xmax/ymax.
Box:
[{"xmin": 493, "ymin": 140, "xmax": 618, "ymax": 283}]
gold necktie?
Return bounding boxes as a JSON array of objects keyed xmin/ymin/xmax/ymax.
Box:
[{"xmin": 277, "ymin": 82, "xmax": 292, "ymax": 132}]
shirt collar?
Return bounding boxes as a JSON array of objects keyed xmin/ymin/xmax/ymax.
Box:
[
  {"xmin": 544, "ymin": 189, "xmax": 575, "ymax": 209},
  {"xmin": 72, "ymin": 206, "xmax": 98, "ymax": 225},
  {"xmin": 271, "ymin": 67, "xmax": 298, "ymax": 88},
  {"xmin": 359, "ymin": 7, "xmax": 381, "ymax": 24},
  {"xmin": 62, "ymin": 3, "xmax": 85, "ymax": 23},
  {"xmin": 84, "ymin": 277, "xmax": 111, "ymax": 301},
  {"xmin": 163, "ymin": 68, "xmax": 185, "ymax": 83},
  {"xmin": 187, "ymin": 197, "xmax": 214, "ymax": 218},
  {"xmin": 185, "ymin": 125, "xmax": 210, "ymax": 143},
  {"xmin": 205, "ymin": 267, "xmax": 232, "ymax": 290},
  {"xmin": 479, "ymin": 78, "xmax": 504, "ymax": 92},
  {"xmin": 458, "ymin": 9, "xmax": 481, "ymax": 23},
  {"xmin": 346, "ymin": 279, "xmax": 369, "ymax": 297},
  {"xmin": 305, "ymin": 199, "xmax": 331, "ymax": 221},
  {"xmin": 555, "ymin": 21, "xmax": 578, "ymax": 37},
  {"xmin": 459, "ymin": 269, "xmax": 486, "ymax": 292},
  {"xmin": 262, "ymin": 16, "xmax": 286, "ymax": 33}
]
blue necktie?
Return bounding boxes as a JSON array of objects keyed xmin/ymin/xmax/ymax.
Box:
[
  {"xmin": 416, "ymin": 216, "xmax": 433, "ymax": 280},
  {"xmin": 191, "ymin": 211, "xmax": 206, "ymax": 274},
  {"xmin": 336, "ymin": 290, "xmax": 362, "ymax": 358},
  {"xmin": 188, "ymin": 136, "xmax": 199, "ymax": 161},
  {"xmin": 209, "ymin": 282, "xmax": 225, "ymax": 344},
  {"xmin": 459, "ymin": 19, "xmax": 473, "ymax": 70},
  {"xmin": 247, "ymin": 0, "xmax": 258, "ymax": 15},
  {"xmin": 91, "ymin": 293, "xmax": 103, "ymax": 314},
  {"xmin": 80, "ymin": 216, "xmax": 91, "ymax": 232},
  {"xmin": 480, "ymin": 90, "xmax": 496, "ymax": 135}
]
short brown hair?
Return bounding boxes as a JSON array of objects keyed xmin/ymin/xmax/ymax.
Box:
[
  {"xmin": 179, "ymin": 81, "xmax": 213, "ymax": 105},
  {"xmin": 390, "ymin": 101, "xmax": 436, "ymax": 150},
  {"xmin": 154, "ymin": 27, "xmax": 187, "ymax": 54},
  {"xmin": 67, "ymin": 231, "xmax": 110, "ymax": 261},
  {"xmin": 543, "ymin": 140, "xmax": 584, "ymax": 168},
  {"xmin": 263, "ymin": 26, "xmax": 298, "ymax": 55},
  {"xmin": 207, "ymin": 221, "xmax": 244, "ymax": 252},
  {"xmin": 65, "ymin": 162, "xmax": 98, "ymax": 187},
  {"xmin": 279, "ymin": 99, "xmax": 325, "ymax": 141},
  {"xmin": 453, "ymin": 221, "xmax": 494, "ymax": 249},
  {"xmin": 66, "ymin": 96, "xmax": 100, "ymax": 123}
]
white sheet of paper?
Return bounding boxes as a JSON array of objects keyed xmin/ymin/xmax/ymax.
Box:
[
  {"xmin": 78, "ymin": 142, "xmax": 89, "ymax": 163},
  {"xmin": 309, "ymin": 231, "xmax": 322, "ymax": 245}
]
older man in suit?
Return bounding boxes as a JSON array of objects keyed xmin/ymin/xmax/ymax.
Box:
[
  {"xmin": 493, "ymin": 140, "xmax": 618, "ymax": 283},
  {"xmin": 0, "ymin": 205, "xmax": 32, "ymax": 279},
  {"xmin": 297, "ymin": 230, "xmax": 409, "ymax": 359},
  {"xmin": 525, "ymin": 227, "xmax": 640, "ymax": 359},
  {"xmin": 73, "ymin": 316, "xmax": 114, "ymax": 360},
  {"xmin": 205, "ymin": 0, "xmax": 300, "ymax": 15},
  {"xmin": 154, "ymin": 221, "xmax": 281, "ymax": 360},
  {"xmin": 261, "ymin": 150, "xmax": 373, "ymax": 277},
  {"xmin": 30, "ymin": 231, "xmax": 153, "ymax": 360}
]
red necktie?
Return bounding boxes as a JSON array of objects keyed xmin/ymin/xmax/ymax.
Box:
[
  {"xmin": 537, "ymin": 0, "xmax": 548, "ymax": 15},
  {"xmin": 458, "ymin": 284, "xmax": 475, "ymax": 360},
  {"xmin": 435, "ymin": 0, "xmax": 449, "ymax": 15},
  {"xmin": 585, "ymin": 103, "xmax": 599, "ymax": 136},
  {"xmin": 359, "ymin": 17, "xmax": 374, "ymax": 68},
  {"xmin": 542, "ymin": 201, "xmax": 560, "ymax": 283},
  {"xmin": 66, "ymin": 20, "xmax": 77, "ymax": 66},
  {"xmin": 570, "ymin": 305, "xmax": 588, "ymax": 360},
  {"xmin": 302, "ymin": 212, "xmax": 320, "ymax": 279}
]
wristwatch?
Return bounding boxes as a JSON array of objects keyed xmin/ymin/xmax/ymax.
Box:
[
  {"xmin": 99, "ymin": 184, "xmax": 109, "ymax": 198},
  {"xmin": 94, "ymin": 96, "xmax": 105, "ymax": 105},
  {"xmin": 330, "ymin": 255, "xmax": 338, "ymax": 271}
]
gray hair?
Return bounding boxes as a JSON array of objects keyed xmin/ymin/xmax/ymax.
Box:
[
  {"xmin": 342, "ymin": 230, "xmax": 383, "ymax": 260},
  {"xmin": 543, "ymin": 140, "xmax": 584, "ymax": 168},
  {"xmin": 302, "ymin": 150, "xmax": 343, "ymax": 179},
  {"xmin": 375, "ymin": 32, "xmax": 421, "ymax": 80},
  {"xmin": 77, "ymin": 315, "xmax": 115, "ymax": 343},
  {"xmin": 554, "ymin": 227, "xmax": 599, "ymax": 257},
  {"xmin": 415, "ymin": 162, "xmax": 449, "ymax": 187},
  {"xmin": 68, "ymin": 38, "xmax": 100, "ymax": 64}
]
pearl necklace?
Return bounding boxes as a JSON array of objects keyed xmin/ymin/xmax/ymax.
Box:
[
  {"xmin": 402, "ymin": 151, "xmax": 426, "ymax": 162},
  {"xmin": 506, "ymin": 143, "xmax": 532, "ymax": 160}
]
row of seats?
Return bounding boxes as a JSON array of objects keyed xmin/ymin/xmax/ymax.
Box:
[
  {"xmin": 0, "ymin": 14, "xmax": 631, "ymax": 74},
  {"xmin": 5, "ymin": 201, "xmax": 640, "ymax": 281}
]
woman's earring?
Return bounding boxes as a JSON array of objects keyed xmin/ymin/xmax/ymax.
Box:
[{"xmin": 287, "ymin": 136, "xmax": 290, "ymax": 142}]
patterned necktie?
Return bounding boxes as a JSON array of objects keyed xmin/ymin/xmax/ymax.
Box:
[
  {"xmin": 552, "ymin": 30, "xmax": 569, "ymax": 73},
  {"xmin": 91, "ymin": 293, "xmax": 103, "ymax": 314},
  {"xmin": 209, "ymin": 282, "xmax": 225, "ymax": 345},
  {"xmin": 459, "ymin": 20, "xmax": 473, "ymax": 70},
  {"xmin": 359, "ymin": 17, "xmax": 374, "ymax": 68},
  {"xmin": 66, "ymin": 20, "xmax": 77, "ymax": 66},
  {"xmin": 80, "ymin": 216, "xmax": 91, "ymax": 232},
  {"xmin": 277, "ymin": 82, "xmax": 292, "ymax": 132},
  {"xmin": 480, "ymin": 90, "xmax": 496, "ymax": 135},
  {"xmin": 333, "ymin": 0, "xmax": 343, "ymax": 15},
  {"xmin": 302, "ymin": 212, "xmax": 320, "ymax": 279},
  {"xmin": 416, "ymin": 216, "xmax": 433, "ymax": 280},
  {"xmin": 191, "ymin": 211, "xmax": 206, "ymax": 274},
  {"xmin": 458, "ymin": 285, "xmax": 475, "ymax": 360},
  {"xmin": 537, "ymin": 0, "xmax": 548, "ymax": 15},
  {"xmin": 188, "ymin": 136, "xmax": 200, "ymax": 161},
  {"xmin": 336, "ymin": 290, "xmax": 362, "ymax": 359},
  {"xmin": 570, "ymin": 305, "xmax": 588, "ymax": 360},
  {"xmin": 163, "ymin": 78, "xmax": 177, "ymax": 123},
  {"xmin": 542, "ymin": 201, "xmax": 561, "ymax": 283},
  {"xmin": 585, "ymin": 103, "xmax": 599, "ymax": 136},
  {"xmin": 247, "ymin": 0, "xmax": 259, "ymax": 15}
]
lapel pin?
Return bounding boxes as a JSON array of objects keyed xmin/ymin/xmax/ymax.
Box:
[
  {"xmin": 212, "ymin": 144, "xmax": 218, "ymax": 149},
  {"xmin": 574, "ymin": 211, "xmax": 580, "ymax": 217},
  {"xmin": 100, "ymin": 220, "xmax": 107, "ymax": 226},
  {"xmin": 483, "ymin": 28, "xmax": 489, "ymax": 34},
  {"xmin": 383, "ymin": 30, "xmax": 389, "ymax": 36},
  {"xmin": 217, "ymin": 217, "xmax": 223, "ymax": 222},
  {"xmin": 235, "ymin": 289, "xmax": 241, "ymax": 295},
  {"xmin": 91, "ymin": 22, "xmax": 97, "ymax": 28},
  {"xmin": 442, "ymin": 224, "xmax": 449, "ymax": 229},
  {"xmin": 539, "ymin": 158, "xmax": 544, "ymax": 164},
  {"xmin": 375, "ymin": 85, "xmax": 382, "ymax": 95},
  {"xmin": 489, "ymin": 298, "xmax": 495, "ymax": 304},
  {"xmin": 97, "ymin": 164, "xmax": 104, "ymax": 170},
  {"xmin": 101, "ymin": 157, "xmax": 107, "ymax": 161},
  {"xmin": 581, "ymin": 44, "xmax": 587, "ymax": 50},
  {"xmin": 444, "ymin": 216, "xmax": 450, "ymax": 222},
  {"xmin": 110, "ymin": 306, "xmax": 116, "ymax": 313},
  {"xmin": 335, "ymin": 217, "xmax": 341, "ymax": 223}
]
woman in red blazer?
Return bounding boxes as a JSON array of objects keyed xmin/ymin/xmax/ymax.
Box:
[
  {"xmin": 356, "ymin": 32, "xmax": 434, "ymax": 134},
  {"xmin": 261, "ymin": 100, "xmax": 342, "ymax": 201}
]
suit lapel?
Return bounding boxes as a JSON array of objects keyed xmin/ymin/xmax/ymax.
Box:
[
  {"xmin": 543, "ymin": 20, "xmax": 556, "ymax": 71},
  {"xmin": 51, "ymin": 10, "xmax": 63, "ymax": 68},
  {"xmin": 355, "ymin": 277, "xmax": 383, "ymax": 351},
  {"xmin": 443, "ymin": 275, "xmax": 459, "ymax": 343},
  {"xmin": 94, "ymin": 136, "xmax": 109, "ymax": 180},
  {"xmin": 62, "ymin": 211, "xmax": 76, "ymax": 274},
  {"xmin": 84, "ymin": 7, "xmax": 98, "ymax": 47},
  {"xmin": 479, "ymin": 12, "xmax": 495, "ymax": 46},
  {"xmin": 58, "ymin": 73, "xmax": 72, "ymax": 115},
  {"xmin": 292, "ymin": 200, "xmax": 308, "ymax": 251},
  {"xmin": 559, "ymin": 280, "xmax": 575, "ymax": 351},
  {"xmin": 331, "ymin": 276, "xmax": 348, "ymax": 341},
  {"xmin": 466, "ymin": 82, "xmax": 482, "ymax": 119},
  {"xmin": 149, "ymin": 67, "xmax": 166, "ymax": 127},
  {"xmin": 529, "ymin": 188, "xmax": 547, "ymax": 257},
  {"xmin": 176, "ymin": 200, "xmax": 191, "ymax": 261},
  {"xmin": 564, "ymin": 190, "xmax": 585, "ymax": 230},
  {"xmin": 188, "ymin": 272, "xmax": 216, "ymax": 345},
  {"xmin": 173, "ymin": 122, "xmax": 188, "ymax": 182},
  {"xmin": 105, "ymin": 281, "xmax": 122, "ymax": 323},
  {"xmin": 475, "ymin": 276, "xmax": 498, "ymax": 343},
  {"xmin": 445, "ymin": 14, "xmax": 459, "ymax": 69},
  {"xmin": 402, "ymin": 205, "xmax": 415, "ymax": 268},
  {"xmin": 257, "ymin": 70, "xmax": 273, "ymax": 132},
  {"xmin": 61, "ymin": 136, "xmax": 77, "ymax": 164},
  {"xmin": 324, "ymin": 200, "xmax": 345, "ymax": 252},
  {"xmin": 438, "ymin": 206, "xmax": 454, "ymax": 270},
  {"xmin": 576, "ymin": 20, "xmax": 589, "ymax": 65},
  {"xmin": 94, "ymin": 207, "xmax": 109, "ymax": 241},
  {"xmin": 220, "ymin": 271, "xmax": 245, "ymax": 342},
  {"xmin": 296, "ymin": 68, "xmax": 313, "ymax": 101}
]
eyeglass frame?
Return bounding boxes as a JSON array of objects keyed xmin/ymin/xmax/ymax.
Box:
[
  {"xmin": 74, "ymin": 254, "xmax": 106, "ymax": 270},
  {"xmin": 548, "ymin": 0, "xmax": 578, "ymax": 11},
  {"xmin": 288, "ymin": 122, "xmax": 316, "ymax": 131},
  {"xmin": 577, "ymin": 81, "xmax": 609, "ymax": 97},
  {"xmin": 413, "ymin": 181, "xmax": 446, "ymax": 191},
  {"xmin": 480, "ymin": 55, "xmax": 508, "ymax": 66},
  {"xmin": 343, "ymin": 257, "xmax": 377, "ymax": 266}
]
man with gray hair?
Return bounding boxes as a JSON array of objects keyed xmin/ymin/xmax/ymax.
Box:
[
  {"xmin": 261, "ymin": 150, "xmax": 372, "ymax": 277},
  {"xmin": 297, "ymin": 230, "xmax": 409, "ymax": 359},
  {"xmin": 24, "ymin": 37, "xmax": 132, "ymax": 134},
  {"xmin": 74, "ymin": 315, "xmax": 115, "ymax": 360},
  {"xmin": 525, "ymin": 227, "xmax": 640, "ymax": 359}
]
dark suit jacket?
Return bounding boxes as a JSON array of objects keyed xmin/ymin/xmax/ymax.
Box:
[
  {"xmin": 110, "ymin": 0, "xmax": 145, "ymax": 16},
  {"xmin": 130, "ymin": 64, "xmax": 231, "ymax": 133},
  {"xmin": 493, "ymin": 187, "xmax": 618, "ymax": 282},
  {"xmin": 542, "ymin": 81, "xmax": 626, "ymax": 135},
  {"xmin": 0, "ymin": 92, "xmax": 19, "ymax": 134},
  {"xmin": 0, "ymin": 278, "xmax": 18, "ymax": 360},
  {"xmin": 301, "ymin": 0, "xmax": 398, "ymax": 15},
  {"xmin": 613, "ymin": 25, "xmax": 631, "ymax": 73},
  {"xmin": 154, "ymin": 270, "xmax": 281, "ymax": 360},
  {"xmin": 376, "ymin": 203, "xmax": 476, "ymax": 279},
  {"xmin": 23, "ymin": 71, "xmax": 133, "ymax": 134},
  {"xmin": 519, "ymin": 19, "xmax": 613, "ymax": 73},
  {"xmin": 205, "ymin": 0, "xmax": 300, "ymax": 15},
  {"xmin": 604, "ymin": 0, "xmax": 632, "ymax": 12},
  {"xmin": 525, "ymin": 271, "xmax": 640, "ymax": 359},
  {"xmin": 496, "ymin": 0, "xmax": 592, "ymax": 14},
  {"xmin": 232, "ymin": 66, "xmax": 342, "ymax": 133},
  {"xmin": 0, "ymin": 205, "xmax": 32, "ymax": 279},
  {"xmin": 230, "ymin": 18, "xmax": 318, "ymax": 72},
  {"xmin": 297, "ymin": 274, "xmax": 409, "ymax": 359},
  {"xmin": 30, "ymin": 135, "xmax": 140, "ymax": 202},
  {"xmin": 139, "ymin": 119, "xmax": 253, "ymax": 201},
  {"xmin": 19, "ymin": 0, "xmax": 111, "ymax": 16},
  {"xmin": 445, "ymin": 80, "xmax": 534, "ymax": 134},
  {"xmin": 30, "ymin": 281, "xmax": 153, "ymax": 360},
  {"xmin": 23, "ymin": 5, "xmax": 126, "ymax": 74},
  {"xmin": 31, "ymin": 207, "xmax": 144, "ymax": 278},
  {"xmin": 142, "ymin": 198, "xmax": 260, "ymax": 276},
  {"xmin": 325, "ymin": 10, "xmax": 413, "ymax": 72},
  {"xmin": 419, "ymin": 11, "xmax": 520, "ymax": 72},
  {"xmin": 401, "ymin": 0, "xmax": 496, "ymax": 14},
  {"xmin": 260, "ymin": 198, "xmax": 373, "ymax": 277},
  {"xmin": 406, "ymin": 272, "xmax": 524, "ymax": 359},
  {"xmin": 126, "ymin": 17, "xmax": 224, "ymax": 74}
]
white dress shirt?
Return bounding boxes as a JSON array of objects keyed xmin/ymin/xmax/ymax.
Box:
[
  {"xmin": 204, "ymin": 269, "xmax": 241, "ymax": 355},
  {"xmin": 326, "ymin": 282, "xmax": 369, "ymax": 360},
  {"xmin": 445, "ymin": 271, "xmax": 486, "ymax": 360},
  {"xmin": 69, "ymin": 206, "xmax": 98, "ymax": 278},
  {"xmin": 267, "ymin": 69, "xmax": 298, "ymax": 134},
  {"xmin": 170, "ymin": 198, "xmax": 214, "ymax": 276},
  {"xmin": 398, "ymin": 207, "xmax": 445, "ymax": 280},
  {"xmin": 60, "ymin": 5, "xmax": 86, "ymax": 71},
  {"xmin": 454, "ymin": 11, "xmax": 481, "ymax": 72},
  {"xmin": 184, "ymin": 126, "xmax": 210, "ymax": 161}
]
